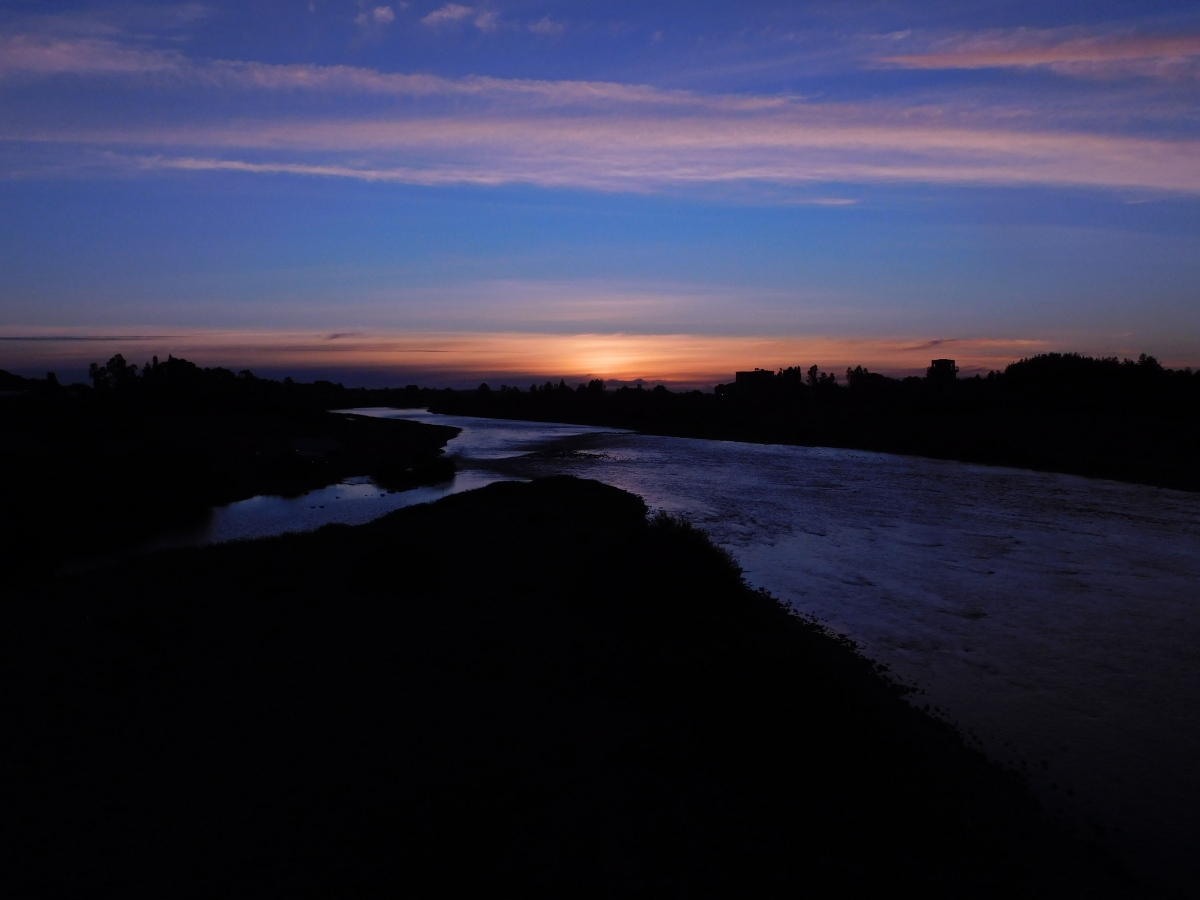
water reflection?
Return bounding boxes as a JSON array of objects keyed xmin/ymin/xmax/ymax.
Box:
[
  {"xmin": 178, "ymin": 409, "xmax": 613, "ymax": 545},
  {"xmin": 193, "ymin": 472, "xmax": 495, "ymax": 544},
  {"xmin": 488, "ymin": 427, "xmax": 1200, "ymax": 890},
  {"xmin": 187, "ymin": 407, "xmax": 1198, "ymax": 888}
]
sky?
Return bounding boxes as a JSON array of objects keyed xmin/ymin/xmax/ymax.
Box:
[{"xmin": 1, "ymin": 0, "xmax": 1199, "ymax": 386}]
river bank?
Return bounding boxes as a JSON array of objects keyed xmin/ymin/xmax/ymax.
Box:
[
  {"xmin": 0, "ymin": 364, "xmax": 459, "ymax": 578},
  {"xmin": 4, "ymin": 477, "xmax": 1139, "ymax": 897},
  {"xmin": 447, "ymin": 417, "xmax": 1200, "ymax": 892},
  {"xmin": 419, "ymin": 353, "xmax": 1200, "ymax": 494}
]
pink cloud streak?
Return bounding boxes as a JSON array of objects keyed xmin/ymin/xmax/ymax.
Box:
[
  {"xmin": 884, "ymin": 29, "xmax": 1200, "ymax": 79},
  {"xmin": 25, "ymin": 112, "xmax": 1195, "ymax": 194},
  {"xmin": 0, "ymin": 34, "xmax": 184, "ymax": 76},
  {"xmin": 0, "ymin": 34, "xmax": 788, "ymax": 111},
  {"xmin": 3, "ymin": 25, "xmax": 1198, "ymax": 194}
]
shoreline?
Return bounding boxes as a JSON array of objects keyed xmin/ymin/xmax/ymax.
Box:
[
  {"xmin": 423, "ymin": 401, "xmax": 1200, "ymax": 495},
  {"xmin": 5, "ymin": 477, "xmax": 1146, "ymax": 896},
  {"xmin": 0, "ymin": 388, "xmax": 460, "ymax": 579}
]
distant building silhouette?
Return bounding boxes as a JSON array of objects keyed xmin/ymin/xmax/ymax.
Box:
[
  {"xmin": 735, "ymin": 369, "xmax": 776, "ymax": 391},
  {"xmin": 927, "ymin": 359, "xmax": 958, "ymax": 382}
]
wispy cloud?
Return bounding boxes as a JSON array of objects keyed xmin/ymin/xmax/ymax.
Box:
[
  {"xmin": 59, "ymin": 111, "xmax": 1198, "ymax": 195},
  {"xmin": 529, "ymin": 16, "xmax": 565, "ymax": 38},
  {"xmin": 356, "ymin": 5, "xmax": 396, "ymax": 27},
  {"xmin": 0, "ymin": 333, "xmax": 173, "ymax": 341},
  {"xmin": 473, "ymin": 10, "xmax": 498, "ymax": 32},
  {"xmin": 421, "ymin": 4, "xmax": 472, "ymax": 26},
  {"xmin": 0, "ymin": 34, "xmax": 793, "ymax": 111},
  {"xmin": 3, "ymin": 22, "xmax": 1199, "ymax": 196},
  {"xmin": 134, "ymin": 155, "xmax": 512, "ymax": 186},
  {"xmin": 883, "ymin": 29, "xmax": 1200, "ymax": 80},
  {"xmin": 902, "ymin": 338, "xmax": 956, "ymax": 351},
  {"xmin": 420, "ymin": 3, "xmax": 494, "ymax": 31},
  {"xmin": 0, "ymin": 33, "xmax": 184, "ymax": 77},
  {"xmin": 793, "ymin": 197, "xmax": 858, "ymax": 206}
]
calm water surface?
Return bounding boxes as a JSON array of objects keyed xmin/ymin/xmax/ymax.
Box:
[
  {"xmin": 195, "ymin": 408, "xmax": 1200, "ymax": 888},
  {"xmin": 181, "ymin": 413, "xmax": 609, "ymax": 543}
]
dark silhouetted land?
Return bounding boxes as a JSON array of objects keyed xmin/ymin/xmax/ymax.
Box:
[
  {"xmin": 0, "ymin": 355, "xmax": 457, "ymax": 578},
  {"xmin": 418, "ymin": 353, "xmax": 1200, "ymax": 493},
  {"xmin": 7, "ymin": 349, "xmax": 1194, "ymax": 578},
  {"xmin": 3, "ymin": 476, "xmax": 1140, "ymax": 897}
]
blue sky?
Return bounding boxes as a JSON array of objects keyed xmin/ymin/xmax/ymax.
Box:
[{"xmin": 1, "ymin": 0, "xmax": 1199, "ymax": 385}]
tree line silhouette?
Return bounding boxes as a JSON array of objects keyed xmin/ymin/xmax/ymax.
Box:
[
  {"xmin": 3, "ymin": 348, "xmax": 1197, "ymax": 574},
  {"xmin": 0, "ymin": 355, "xmax": 457, "ymax": 578},
  {"xmin": 423, "ymin": 353, "xmax": 1200, "ymax": 492}
]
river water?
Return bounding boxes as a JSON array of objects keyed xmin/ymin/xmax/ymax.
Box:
[{"xmin": 192, "ymin": 408, "xmax": 1200, "ymax": 890}]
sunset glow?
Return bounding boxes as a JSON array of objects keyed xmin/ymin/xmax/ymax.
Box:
[
  {"xmin": 0, "ymin": 328, "xmax": 1126, "ymax": 388},
  {"xmin": 2, "ymin": 1, "xmax": 1199, "ymax": 383}
]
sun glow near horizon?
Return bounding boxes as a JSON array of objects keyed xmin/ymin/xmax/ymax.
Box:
[
  {"xmin": 0, "ymin": 327, "xmax": 1122, "ymax": 388},
  {"xmin": 2, "ymin": 2, "xmax": 1199, "ymax": 378}
]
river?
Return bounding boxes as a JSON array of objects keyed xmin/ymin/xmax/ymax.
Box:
[{"xmin": 189, "ymin": 408, "xmax": 1200, "ymax": 891}]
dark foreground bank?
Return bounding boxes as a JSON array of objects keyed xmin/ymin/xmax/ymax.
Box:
[{"xmin": 3, "ymin": 477, "xmax": 1139, "ymax": 898}]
